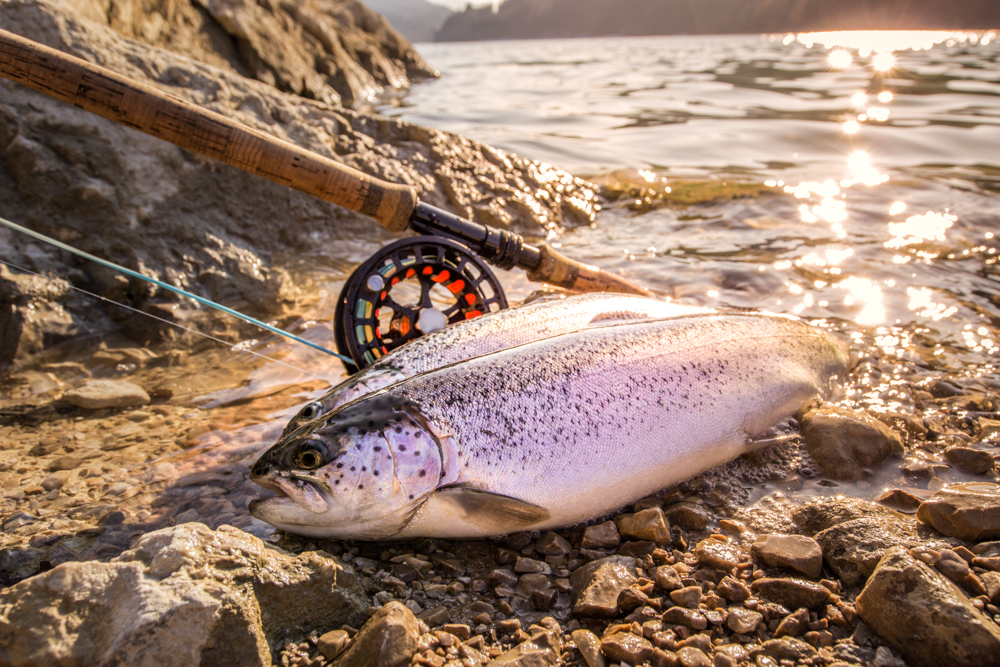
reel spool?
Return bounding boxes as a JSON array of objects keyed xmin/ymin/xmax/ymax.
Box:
[{"xmin": 334, "ymin": 236, "xmax": 508, "ymax": 372}]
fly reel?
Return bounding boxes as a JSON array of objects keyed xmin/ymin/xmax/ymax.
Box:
[{"xmin": 334, "ymin": 236, "xmax": 508, "ymax": 372}]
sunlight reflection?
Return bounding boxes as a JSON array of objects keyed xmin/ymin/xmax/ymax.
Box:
[
  {"xmin": 872, "ymin": 53, "xmax": 896, "ymax": 71},
  {"xmin": 845, "ymin": 151, "xmax": 887, "ymax": 187},
  {"xmin": 837, "ymin": 276, "xmax": 886, "ymax": 325},
  {"xmin": 843, "ymin": 120, "xmax": 860, "ymax": 134},
  {"xmin": 798, "ymin": 30, "xmax": 995, "ymax": 53},
  {"xmin": 828, "ymin": 50, "xmax": 852, "ymax": 68},
  {"xmin": 878, "ymin": 91, "xmax": 894, "ymax": 103},
  {"xmin": 867, "ymin": 107, "xmax": 890, "ymax": 122},
  {"xmin": 851, "ymin": 92, "xmax": 868, "ymax": 108},
  {"xmin": 889, "ymin": 201, "xmax": 907, "ymax": 215},
  {"xmin": 885, "ymin": 211, "xmax": 956, "ymax": 248},
  {"xmin": 907, "ymin": 287, "xmax": 958, "ymax": 321}
]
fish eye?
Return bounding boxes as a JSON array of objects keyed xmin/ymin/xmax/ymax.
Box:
[
  {"xmin": 295, "ymin": 448, "xmax": 325, "ymax": 470},
  {"xmin": 299, "ymin": 402, "xmax": 323, "ymax": 421}
]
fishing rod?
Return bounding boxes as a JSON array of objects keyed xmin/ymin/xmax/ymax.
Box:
[{"xmin": 0, "ymin": 28, "xmax": 651, "ymax": 371}]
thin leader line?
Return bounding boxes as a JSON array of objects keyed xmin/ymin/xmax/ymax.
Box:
[
  {"xmin": 0, "ymin": 214, "xmax": 355, "ymax": 365},
  {"xmin": 0, "ymin": 257, "xmax": 331, "ymax": 381}
]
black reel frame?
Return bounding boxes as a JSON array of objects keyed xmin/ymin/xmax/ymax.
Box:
[{"xmin": 334, "ymin": 236, "xmax": 508, "ymax": 372}]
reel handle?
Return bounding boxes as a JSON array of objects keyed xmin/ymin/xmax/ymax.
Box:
[{"xmin": 0, "ymin": 28, "xmax": 417, "ymax": 232}]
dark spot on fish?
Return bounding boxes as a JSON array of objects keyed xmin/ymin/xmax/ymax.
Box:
[
  {"xmin": 419, "ymin": 470, "xmax": 426, "ymax": 477},
  {"xmin": 415, "ymin": 451, "xmax": 421, "ymax": 457},
  {"xmin": 395, "ymin": 427, "xmax": 402, "ymax": 434},
  {"xmin": 368, "ymin": 420, "xmax": 375, "ymax": 428},
  {"xmin": 399, "ymin": 444, "xmax": 406, "ymax": 451},
  {"xmin": 415, "ymin": 433, "xmax": 423, "ymax": 438},
  {"xmin": 409, "ymin": 494, "xmax": 414, "ymax": 499},
  {"xmin": 336, "ymin": 463, "xmax": 343, "ymax": 469},
  {"xmin": 350, "ymin": 466, "xmax": 356, "ymax": 472},
  {"xmin": 358, "ymin": 484, "xmax": 364, "ymax": 489},
  {"xmin": 374, "ymin": 446, "xmax": 381, "ymax": 452},
  {"xmin": 334, "ymin": 480, "xmax": 340, "ymax": 485},
  {"xmin": 361, "ymin": 466, "xmax": 367, "ymax": 472},
  {"xmin": 374, "ymin": 470, "xmax": 379, "ymax": 476}
]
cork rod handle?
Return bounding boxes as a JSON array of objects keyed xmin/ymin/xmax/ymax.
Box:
[{"xmin": 0, "ymin": 28, "xmax": 417, "ymax": 232}]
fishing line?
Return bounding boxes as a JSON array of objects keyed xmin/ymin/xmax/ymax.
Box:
[
  {"xmin": 0, "ymin": 257, "xmax": 329, "ymax": 380},
  {"xmin": 0, "ymin": 214, "xmax": 355, "ymax": 365}
]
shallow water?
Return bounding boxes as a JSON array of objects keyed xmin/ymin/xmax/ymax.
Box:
[{"xmin": 4, "ymin": 31, "xmax": 1000, "ymax": 556}]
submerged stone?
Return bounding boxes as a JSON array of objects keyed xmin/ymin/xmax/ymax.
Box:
[{"xmin": 64, "ymin": 380, "xmax": 150, "ymax": 409}]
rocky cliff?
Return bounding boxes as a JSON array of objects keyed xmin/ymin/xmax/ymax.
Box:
[
  {"xmin": 0, "ymin": 0, "xmax": 598, "ymax": 372},
  {"xmin": 437, "ymin": 0, "xmax": 1000, "ymax": 42}
]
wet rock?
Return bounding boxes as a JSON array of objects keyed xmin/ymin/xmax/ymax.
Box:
[
  {"xmin": 751, "ymin": 534, "xmax": 823, "ymax": 579},
  {"xmin": 675, "ymin": 646, "xmax": 710, "ymax": 667},
  {"xmin": 662, "ymin": 502, "xmax": 713, "ymax": 531},
  {"xmin": 317, "ymin": 629, "xmax": 351, "ymax": 660},
  {"xmin": 670, "ymin": 585, "xmax": 703, "ymax": 608},
  {"xmin": 877, "ymin": 488, "xmax": 923, "ymax": 513},
  {"xmin": 536, "ymin": 532, "xmax": 572, "ymax": 557},
  {"xmin": 332, "ymin": 601, "xmax": 419, "ymax": 667},
  {"xmin": 654, "ymin": 564, "xmax": 682, "ymax": 591},
  {"xmin": 944, "ymin": 447, "xmax": 996, "ymax": 474},
  {"xmin": 774, "ymin": 607, "xmax": 809, "ymax": 637},
  {"xmin": 716, "ymin": 576, "xmax": 751, "ymax": 603},
  {"xmin": 726, "ymin": 606, "xmax": 762, "ymax": 633},
  {"xmin": 812, "ymin": 506, "xmax": 923, "ymax": 587},
  {"xmin": 570, "ymin": 555, "xmax": 637, "ymax": 617},
  {"xmin": 750, "ymin": 578, "xmax": 831, "ymax": 610},
  {"xmin": 856, "ymin": 547, "xmax": 1000, "ymax": 667},
  {"xmin": 0, "ymin": 523, "xmax": 367, "ymax": 666},
  {"xmin": 800, "ymin": 405, "xmax": 904, "ymax": 480},
  {"xmin": 661, "ymin": 607, "xmax": 707, "ymax": 631},
  {"xmin": 581, "ymin": 522, "xmax": 621, "ymax": 549},
  {"xmin": 792, "ymin": 496, "xmax": 903, "ymax": 535},
  {"xmin": 693, "ymin": 536, "xmax": 741, "ymax": 571},
  {"xmin": 753, "ymin": 637, "xmax": 817, "ymax": 662},
  {"xmin": 514, "ymin": 557, "xmax": 551, "ymax": 574},
  {"xmin": 571, "ymin": 629, "xmax": 606, "ymax": 667},
  {"xmin": 490, "ymin": 628, "xmax": 562, "ymax": 667},
  {"xmin": 917, "ymin": 482, "xmax": 1000, "ymax": 541},
  {"xmin": 600, "ymin": 632, "xmax": 654, "ymax": 665},
  {"xmin": 616, "ymin": 508, "xmax": 671, "ymax": 544},
  {"xmin": 63, "ymin": 380, "xmax": 150, "ymax": 409}
]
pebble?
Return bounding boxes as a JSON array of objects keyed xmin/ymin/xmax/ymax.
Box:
[
  {"xmin": 316, "ymin": 629, "xmax": 350, "ymax": 660},
  {"xmin": 663, "ymin": 502, "xmax": 713, "ymax": 531},
  {"xmin": 570, "ymin": 556, "xmax": 637, "ymax": 617},
  {"xmin": 600, "ymin": 632, "xmax": 654, "ymax": 665},
  {"xmin": 917, "ymin": 482, "xmax": 1000, "ymax": 541},
  {"xmin": 535, "ymin": 532, "xmax": 571, "ymax": 557},
  {"xmin": 669, "ymin": 585, "xmax": 703, "ymax": 609},
  {"xmin": 63, "ymin": 380, "xmax": 151, "ymax": 409},
  {"xmin": 800, "ymin": 405, "xmax": 905, "ymax": 480},
  {"xmin": 676, "ymin": 646, "xmax": 711, "ymax": 667},
  {"xmin": 661, "ymin": 607, "xmax": 707, "ymax": 631},
  {"xmin": 726, "ymin": 607, "xmax": 762, "ymax": 634},
  {"xmin": 693, "ymin": 537, "xmax": 741, "ymax": 571},
  {"xmin": 616, "ymin": 508, "xmax": 671, "ymax": 545},
  {"xmin": 751, "ymin": 534, "xmax": 823, "ymax": 579},
  {"xmin": 654, "ymin": 564, "xmax": 682, "ymax": 591},
  {"xmin": 581, "ymin": 522, "xmax": 621, "ymax": 549},
  {"xmin": 571, "ymin": 629, "xmax": 606, "ymax": 667},
  {"xmin": 750, "ymin": 578, "xmax": 831, "ymax": 610}
]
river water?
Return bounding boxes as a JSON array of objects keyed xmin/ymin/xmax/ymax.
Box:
[{"xmin": 5, "ymin": 31, "xmax": 1000, "ymax": 555}]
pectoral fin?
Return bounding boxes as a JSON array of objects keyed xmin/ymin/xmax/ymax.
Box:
[{"xmin": 434, "ymin": 486, "xmax": 551, "ymax": 532}]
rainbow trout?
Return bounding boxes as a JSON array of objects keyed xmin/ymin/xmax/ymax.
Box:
[
  {"xmin": 280, "ymin": 293, "xmax": 711, "ymax": 436},
  {"xmin": 251, "ymin": 313, "xmax": 850, "ymax": 539}
]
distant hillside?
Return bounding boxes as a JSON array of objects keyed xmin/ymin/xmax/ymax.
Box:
[
  {"xmin": 365, "ymin": 0, "xmax": 453, "ymax": 42},
  {"xmin": 436, "ymin": 0, "xmax": 1000, "ymax": 41}
]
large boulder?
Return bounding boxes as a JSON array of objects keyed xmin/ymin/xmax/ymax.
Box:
[
  {"xmin": 0, "ymin": 523, "xmax": 368, "ymax": 667},
  {"xmin": 0, "ymin": 0, "xmax": 599, "ymax": 368}
]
